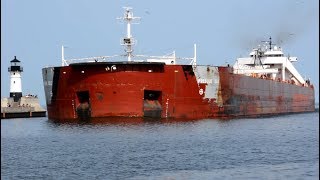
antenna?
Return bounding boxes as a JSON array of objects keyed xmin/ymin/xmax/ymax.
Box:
[
  {"xmin": 261, "ymin": 36, "xmax": 275, "ymax": 50},
  {"xmin": 193, "ymin": 44, "xmax": 197, "ymax": 66},
  {"xmin": 62, "ymin": 45, "xmax": 65, "ymax": 66},
  {"xmin": 117, "ymin": 7, "xmax": 141, "ymax": 62}
]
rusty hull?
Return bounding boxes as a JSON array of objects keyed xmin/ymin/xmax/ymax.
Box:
[{"xmin": 42, "ymin": 62, "xmax": 315, "ymax": 121}]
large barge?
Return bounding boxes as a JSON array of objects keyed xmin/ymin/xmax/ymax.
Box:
[{"xmin": 42, "ymin": 8, "xmax": 314, "ymax": 121}]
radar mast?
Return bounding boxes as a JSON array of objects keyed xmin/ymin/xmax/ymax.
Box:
[
  {"xmin": 117, "ymin": 7, "xmax": 141, "ymax": 62},
  {"xmin": 261, "ymin": 36, "xmax": 275, "ymax": 50}
]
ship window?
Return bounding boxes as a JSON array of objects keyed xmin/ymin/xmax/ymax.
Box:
[{"xmin": 124, "ymin": 38, "xmax": 131, "ymax": 44}]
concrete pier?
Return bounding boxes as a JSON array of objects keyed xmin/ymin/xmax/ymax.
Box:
[{"xmin": 1, "ymin": 96, "xmax": 46, "ymax": 119}]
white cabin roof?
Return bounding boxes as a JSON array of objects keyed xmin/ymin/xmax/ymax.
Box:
[
  {"xmin": 233, "ymin": 37, "xmax": 307, "ymax": 85},
  {"xmin": 264, "ymin": 50, "xmax": 283, "ymax": 55}
]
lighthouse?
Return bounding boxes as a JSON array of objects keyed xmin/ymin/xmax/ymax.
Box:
[
  {"xmin": 8, "ymin": 56, "xmax": 23, "ymax": 102},
  {"xmin": 1, "ymin": 56, "xmax": 46, "ymax": 118}
]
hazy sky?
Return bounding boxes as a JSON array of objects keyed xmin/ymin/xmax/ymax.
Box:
[{"xmin": 1, "ymin": 0, "xmax": 319, "ymax": 105}]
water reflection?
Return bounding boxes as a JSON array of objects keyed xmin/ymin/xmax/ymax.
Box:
[
  {"xmin": 47, "ymin": 117, "xmax": 213, "ymax": 126},
  {"xmin": 46, "ymin": 112, "xmax": 313, "ymax": 127}
]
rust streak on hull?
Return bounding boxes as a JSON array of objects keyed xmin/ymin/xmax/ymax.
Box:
[{"xmin": 42, "ymin": 63, "xmax": 315, "ymax": 122}]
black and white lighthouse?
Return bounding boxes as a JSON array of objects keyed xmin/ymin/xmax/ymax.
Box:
[{"xmin": 8, "ymin": 56, "xmax": 23, "ymax": 102}]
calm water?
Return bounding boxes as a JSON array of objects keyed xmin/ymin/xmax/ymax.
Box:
[{"xmin": 1, "ymin": 112, "xmax": 319, "ymax": 180}]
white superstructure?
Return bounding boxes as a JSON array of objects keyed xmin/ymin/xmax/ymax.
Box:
[{"xmin": 233, "ymin": 37, "xmax": 310, "ymax": 86}]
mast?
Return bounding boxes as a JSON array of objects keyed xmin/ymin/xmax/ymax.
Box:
[
  {"xmin": 117, "ymin": 7, "xmax": 141, "ymax": 62},
  {"xmin": 261, "ymin": 36, "xmax": 275, "ymax": 51},
  {"xmin": 61, "ymin": 45, "xmax": 65, "ymax": 66},
  {"xmin": 193, "ymin": 44, "xmax": 197, "ymax": 66},
  {"xmin": 268, "ymin": 36, "xmax": 272, "ymax": 50}
]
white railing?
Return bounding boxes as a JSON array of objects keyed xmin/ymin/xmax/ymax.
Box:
[
  {"xmin": 62, "ymin": 44, "xmax": 197, "ymax": 66},
  {"xmin": 63, "ymin": 55, "xmax": 122, "ymax": 66}
]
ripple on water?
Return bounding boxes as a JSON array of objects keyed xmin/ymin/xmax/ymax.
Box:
[{"xmin": 1, "ymin": 112, "xmax": 319, "ymax": 179}]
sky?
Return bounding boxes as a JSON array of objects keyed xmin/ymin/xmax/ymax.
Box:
[{"xmin": 1, "ymin": 0, "xmax": 319, "ymax": 106}]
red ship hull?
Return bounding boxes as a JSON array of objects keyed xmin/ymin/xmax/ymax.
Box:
[{"xmin": 42, "ymin": 62, "xmax": 315, "ymax": 121}]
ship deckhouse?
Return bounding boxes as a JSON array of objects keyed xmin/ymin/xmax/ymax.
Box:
[{"xmin": 233, "ymin": 37, "xmax": 309, "ymax": 86}]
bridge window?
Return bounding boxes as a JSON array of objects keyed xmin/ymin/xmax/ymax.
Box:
[{"xmin": 123, "ymin": 38, "xmax": 131, "ymax": 44}]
